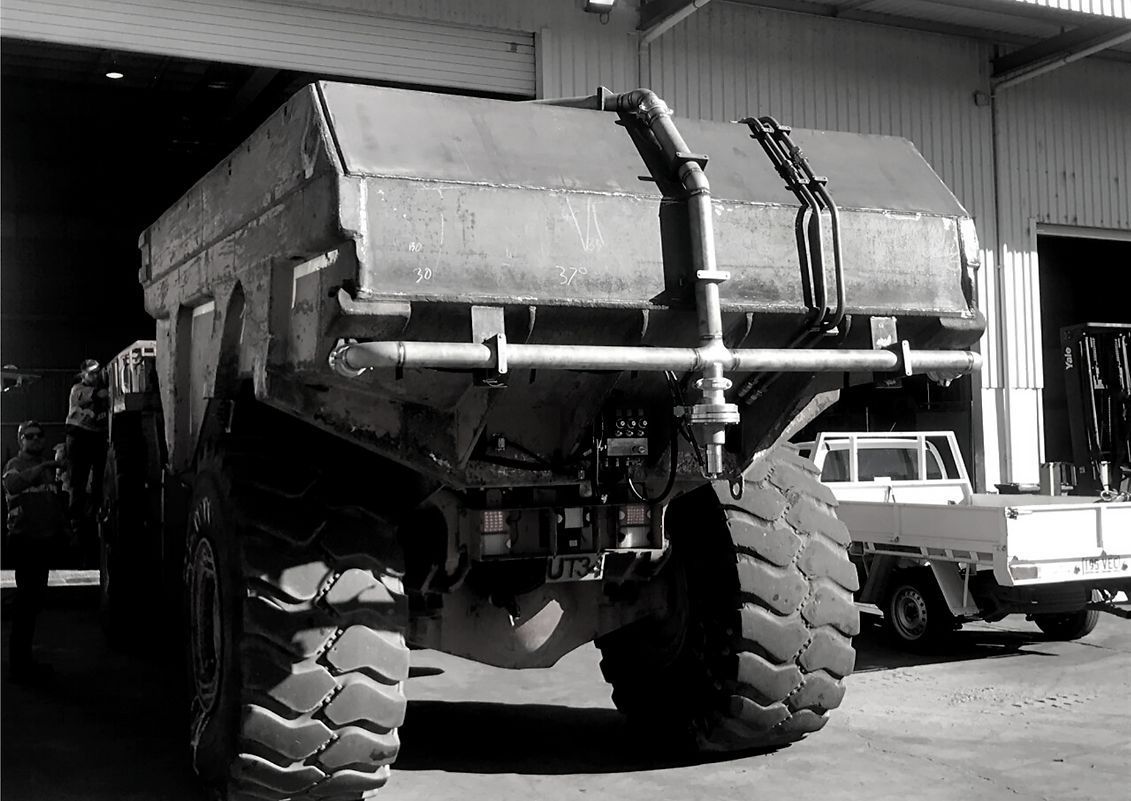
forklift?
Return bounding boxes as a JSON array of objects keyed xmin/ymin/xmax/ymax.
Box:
[{"xmin": 1061, "ymin": 323, "xmax": 1131, "ymax": 501}]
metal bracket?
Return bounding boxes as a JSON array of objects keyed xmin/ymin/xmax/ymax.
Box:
[
  {"xmin": 674, "ymin": 151, "xmax": 709, "ymax": 169},
  {"xmin": 900, "ymin": 340, "xmax": 915, "ymax": 377},
  {"xmin": 696, "ymin": 269, "xmax": 730, "ymax": 283},
  {"xmin": 870, "ymin": 316, "xmax": 898, "ymax": 349},
  {"xmin": 471, "ymin": 306, "xmax": 508, "ymax": 388},
  {"xmin": 335, "ymin": 288, "xmax": 411, "ymax": 339}
]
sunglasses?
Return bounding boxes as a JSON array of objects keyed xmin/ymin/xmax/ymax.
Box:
[{"xmin": 21, "ymin": 432, "xmax": 44, "ymax": 440}]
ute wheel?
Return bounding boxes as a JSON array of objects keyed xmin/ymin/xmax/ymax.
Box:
[
  {"xmin": 1033, "ymin": 594, "xmax": 1100, "ymax": 641},
  {"xmin": 99, "ymin": 437, "xmax": 152, "ymax": 646},
  {"xmin": 185, "ymin": 446, "xmax": 408, "ymax": 800},
  {"xmin": 597, "ymin": 447, "xmax": 859, "ymax": 751},
  {"xmin": 882, "ymin": 568, "xmax": 955, "ymax": 651}
]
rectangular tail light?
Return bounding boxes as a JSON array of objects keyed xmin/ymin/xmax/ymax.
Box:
[
  {"xmin": 1009, "ymin": 564, "xmax": 1039, "ymax": 581},
  {"xmin": 480, "ymin": 509, "xmax": 509, "ymax": 533},
  {"xmin": 620, "ymin": 504, "xmax": 650, "ymax": 526}
]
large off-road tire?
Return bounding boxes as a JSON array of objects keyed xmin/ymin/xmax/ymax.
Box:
[
  {"xmin": 185, "ymin": 445, "xmax": 409, "ymax": 801},
  {"xmin": 882, "ymin": 567, "xmax": 956, "ymax": 651},
  {"xmin": 597, "ymin": 447, "xmax": 859, "ymax": 751},
  {"xmin": 99, "ymin": 435, "xmax": 153, "ymax": 647}
]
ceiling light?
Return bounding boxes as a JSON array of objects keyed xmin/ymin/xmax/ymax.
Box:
[
  {"xmin": 105, "ymin": 71, "xmax": 125, "ymax": 80},
  {"xmin": 584, "ymin": 0, "xmax": 616, "ymax": 12}
]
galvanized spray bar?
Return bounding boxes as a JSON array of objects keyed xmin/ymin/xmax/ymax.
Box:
[
  {"xmin": 330, "ymin": 88, "xmax": 982, "ymax": 478},
  {"xmin": 331, "ymin": 340, "xmax": 981, "ymax": 376}
]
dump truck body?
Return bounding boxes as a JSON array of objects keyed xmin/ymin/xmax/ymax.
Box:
[
  {"xmin": 115, "ymin": 83, "xmax": 985, "ymax": 800},
  {"xmin": 139, "ymin": 82, "xmax": 981, "ymax": 485}
]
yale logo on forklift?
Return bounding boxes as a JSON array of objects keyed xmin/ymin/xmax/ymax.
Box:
[{"xmin": 547, "ymin": 553, "xmax": 603, "ymax": 582}]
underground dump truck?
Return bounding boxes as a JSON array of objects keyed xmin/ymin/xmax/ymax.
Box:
[{"xmin": 101, "ymin": 82, "xmax": 984, "ymax": 799}]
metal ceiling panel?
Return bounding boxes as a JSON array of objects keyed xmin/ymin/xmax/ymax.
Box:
[
  {"xmin": 1002, "ymin": 0, "xmax": 1129, "ymax": 18},
  {"xmin": 786, "ymin": 0, "xmax": 1129, "ymax": 22},
  {"xmin": 732, "ymin": 0, "xmax": 1131, "ymax": 50}
]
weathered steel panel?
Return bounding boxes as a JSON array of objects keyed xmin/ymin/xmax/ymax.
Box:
[
  {"xmin": 356, "ymin": 181, "xmax": 967, "ymax": 315},
  {"xmin": 143, "ymin": 86, "xmax": 340, "ymax": 286},
  {"xmin": 322, "ymin": 82, "xmax": 967, "ymax": 216},
  {"xmin": 317, "ymin": 83, "xmax": 972, "ymax": 320},
  {"xmin": 141, "ymin": 81, "xmax": 982, "ymax": 483}
]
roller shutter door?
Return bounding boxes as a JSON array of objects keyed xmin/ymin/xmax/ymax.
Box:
[{"xmin": 0, "ymin": 0, "xmax": 536, "ymax": 96}]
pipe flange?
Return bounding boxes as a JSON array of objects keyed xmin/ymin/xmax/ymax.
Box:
[
  {"xmin": 695, "ymin": 375, "xmax": 732, "ymax": 392},
  {"xmin": 688, "ymin": 402, "xmax": 740, "ymax": 425}
]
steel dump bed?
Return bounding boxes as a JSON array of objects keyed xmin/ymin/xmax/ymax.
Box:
[
  {"xmin": 143, "ymin": 82, "xmax": 980, "ymax": 315},
  {"xmin": 139, "ymin": 83, "xmax": 983, "ymax": 484}
]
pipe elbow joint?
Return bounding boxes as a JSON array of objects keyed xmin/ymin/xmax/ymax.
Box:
[{"xmin": 616, "ymin": 89, "xmax": 671, "ymax": 123}]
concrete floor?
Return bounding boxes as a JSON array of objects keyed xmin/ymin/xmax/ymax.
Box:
[{"xmin": 2, "ymin": 591, "xmax": 1129, "ymax": 801}]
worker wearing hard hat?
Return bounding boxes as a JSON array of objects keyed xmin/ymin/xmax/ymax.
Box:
[
  {"xmin": 65, "ymin": 359, "xmax": 108, "ymax": 550},
  {"xmin": 3, "ymin": 420, "xmax": 68, "ymax": 682}
]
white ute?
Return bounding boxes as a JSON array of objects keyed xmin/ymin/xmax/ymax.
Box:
[{"xmin": 801, "ymin": 431, "xmax": 1131, "ymax": 649}]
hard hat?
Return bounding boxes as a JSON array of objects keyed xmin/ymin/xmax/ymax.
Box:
[
  {"xmin": 17, "ymin": 420, "xmax": 43, "ymax": 437},
  {"xmin": 78, "ymin": 358, "xmax": 101, "ymax": 377}
]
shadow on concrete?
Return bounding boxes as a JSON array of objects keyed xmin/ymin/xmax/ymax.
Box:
[
  {"xmin": 396, "ymin": 700, "xmax": 782, "ymax": 775},
  {"xmin": 1, "ymin": 597, "xmax": 201, "ymax": 801},
  {"xmin": 852, "ymin": 614, "xmax": 1057, "ymax": 673},
  {"xmin": 1, "ymin": 585, "xmax": 1076, "ymax": 794}
]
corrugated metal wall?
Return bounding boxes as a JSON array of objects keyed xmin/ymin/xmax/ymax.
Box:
[
  {"xmin": 293, "ymin": 0, "xmax": 641, "ymax": 98},
  {"xmin": 992, "ymin": 55, "xmax": 1131, "ymax": 475},
  {"xmin": 996, "ymin": 56, "xmax": 1131, "ymax": 394},
  {"xmin": 1, "ymin": 0, "xmax": 538, "ymax": 96}
]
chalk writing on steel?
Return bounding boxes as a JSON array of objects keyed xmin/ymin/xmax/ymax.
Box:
[
  {"xmin": 564, "ymin": 197, "xmax": 605, "ymax": 253},
  {"xmin": 556, "ymin": 265, "xmax": 588, "ymax": 286}
]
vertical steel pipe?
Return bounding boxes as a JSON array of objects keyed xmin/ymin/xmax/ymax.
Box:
[{"xmin": 606, "ymin": 89, "xmax": 739, "ymax": 476}]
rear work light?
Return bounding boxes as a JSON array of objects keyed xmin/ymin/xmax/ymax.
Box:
[{"xmin": 480, "ymin": 509, "xmax": 509, "ymax": 533}]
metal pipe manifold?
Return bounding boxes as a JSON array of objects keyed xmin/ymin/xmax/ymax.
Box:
[{"xmin": 330, "ymin": 339, "xmax": 982, "ymax": 378}]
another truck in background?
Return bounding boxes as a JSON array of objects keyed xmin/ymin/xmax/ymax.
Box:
[{"xmin": 802, "ymin": 431, "xmax": 1131, "ymax": 649}]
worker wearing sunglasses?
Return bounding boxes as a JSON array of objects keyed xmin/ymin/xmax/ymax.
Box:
[{"xmin": 3, "ymin": 420, "xmax": 68, "ymax": 682}]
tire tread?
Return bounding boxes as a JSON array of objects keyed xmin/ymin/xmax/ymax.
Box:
[
  {"xmin": 598, "ymin": 448, "xmax": 858, "ymax": 752},
  {"xmin": 191, "ymin": 437, "xmax": 407, "ymax": 801}
]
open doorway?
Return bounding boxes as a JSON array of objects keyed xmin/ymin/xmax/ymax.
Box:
[{"xmin": 1037, "ymin": 232, "xmax": 1131, "ymax": 462}]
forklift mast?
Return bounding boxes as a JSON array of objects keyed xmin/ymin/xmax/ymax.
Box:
[{"xmin": 1061, "ymin": 323, "xmax": 1131, "ymax": 498}]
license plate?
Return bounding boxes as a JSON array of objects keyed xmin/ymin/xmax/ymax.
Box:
[
  {"xmin": 1081, "ymin": 556, "xmax": 1124, "ymax": 575},
  {"xmin": 546, "ymin": 553, "xmax": 603, "ymax": 582}
]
